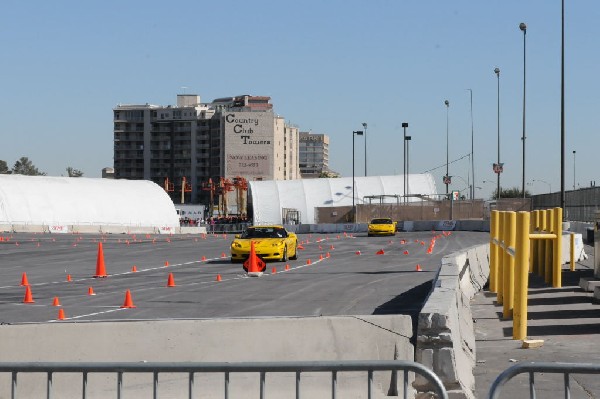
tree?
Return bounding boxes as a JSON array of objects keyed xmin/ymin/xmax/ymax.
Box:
[
  {"xmin": 0, "ymin": 160, "xmax": 10, "ymax": 174},
  {"xmin": 12, "ymin": 157, "xmax": 46, "ymax": 176},
  {"xmin": 66, "ymin": 167, "xmax": 84, "ymax": 177},
  {"xmin": 492, "ymin": 186, "xmax": 531, "ymax": 199}
]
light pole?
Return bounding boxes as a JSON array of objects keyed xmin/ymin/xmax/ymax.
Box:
[
  {"xmin": 444, "ymin": 100, "xmax": 450, "ymax": 195},
  {"xmin": 362, "ymin": 122, "xmax": 368, "ymax": 176},
  {"xmin": 402, "ymin": 122, "xmax": 409, "ymax": 203},
  {"xmin": 494, "ymin": 67, "xmax": 501, "ymax": 199},
  {"xmin": 467, "ymin": 89, "xmax": 475, "ymax": 200},
  {"xmin": 533, "ymin": 179, "xmax": 551, "ymax": 194},
  {"xmin": 561, "ymin": 0, "xmax": 565, "ymax": 215},
  {"xmin": 520, "ymin": 22, "xmax": 527, "ymax": 198},
  {"xmin": 406, "ymin": 131, "xmax": 412, "ymax": 201},
  {"xmin": 573, "ymin": 150, "xmax": 576, "ymax": 190},
  {"xmin": 352, "ymin": 130, "xmax": 363, "ymax": 222}
]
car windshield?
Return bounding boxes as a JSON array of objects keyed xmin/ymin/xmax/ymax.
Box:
[
  {"xmin": 371, "ymin": 219, "xmax": 392, "ymax": 224},
  {"xmin": 241, "ymin": 227, "xmax": 287, "ymax": 239}
]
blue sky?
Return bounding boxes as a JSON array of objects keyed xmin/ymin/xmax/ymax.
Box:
[{"xmin": 2, "ymin": 0, "xmax": 598, "ymax": 199}]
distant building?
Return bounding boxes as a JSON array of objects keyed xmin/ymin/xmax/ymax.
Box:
[
  {"xmin": 102, "ymin": 167, "xmax": 114, "ymax": 179},
  {"xmin": 113, "ymin": 95, "xmax": 300, "ymax": 204},
  {"xmin": 299, "ymin": 132, "xmax": 331, "ymax": 178}
]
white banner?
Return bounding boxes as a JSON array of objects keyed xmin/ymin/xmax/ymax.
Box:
[{"xmin": 49, "ymin": 225, "xmax": 70, "ymax": 234}]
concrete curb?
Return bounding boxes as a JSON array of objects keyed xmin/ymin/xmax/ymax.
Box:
[{"xmin": 415, "ymin": 243, "xmax": 490, "ymax": 399}]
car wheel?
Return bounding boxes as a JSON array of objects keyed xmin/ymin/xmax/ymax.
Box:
[
  {"xmin": 289, "ymin": 243, "xmax": 298, "ymax": 260},
  {"xmin": 281, "ymin": 246, "xmax": 288, "ymax": 262}
]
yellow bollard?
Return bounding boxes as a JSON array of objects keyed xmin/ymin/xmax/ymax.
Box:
[
  {"xmin": 513, "ymin": 211, "xmax": 531, "ymax": 340},
  {"xmin": 570, "ymin": 232, "xmax": 576, "ymax": 272},
  {"xmin": 497, "ymin": 212, "xmax": 505, "ymax": 304},
  {"xmin": 490, "ymin": 211, "xmax": 500, "ymax": 293},
  {"xmin": 545, "ymin": 209, "xmax": 554, "ymax": 284},
  {"xmin": 538, "ymin": 210, "xmax": 547, "ymax": 278},
  {"xmin": 530, "ymin": 210, "xmax": 539, "ymax": 273},
  {"xmin": 503, "ymin": 211, "xmax": 516, "ymax": 320},
  {"xmin": 552, "ymin": 208, "xmax": 563, "ymax": 288}
]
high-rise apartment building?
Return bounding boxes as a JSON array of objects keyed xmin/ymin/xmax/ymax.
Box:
[
  {"xmin": 299, "ymin": 132, "xmax": 331, "ymax": 178},
  {"xmin": 113, "ymin": 95, "xmax": 299, "ymax": 205}
]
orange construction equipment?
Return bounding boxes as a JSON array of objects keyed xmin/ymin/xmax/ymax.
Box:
[
  {"xmin": 244, "ymin": 241, "xmax": 266, "ymax": 275},
  {"xmin": 88, "ymin": 286, "xmax": 96, "ymax": 296},
  {"xmin": 52, "ymin": 296, "xmax": 61, "ymax": 306},
  {"xmin": 94, "ymin": 242, "xmax": 108, "ymax": 278},
  {"xmin": 20, "ymin": 272, "xmax": 29, "ymax": 286},
  {"xmin": 167, "ymin": 273, "xmax": 176, "ymax": 287},
  {"xmin": 23, "ymin": 286, "xmax": 34, "ymax": 304},
  {"xmin": 57, "ymin": 308, "xmax": 66, "ymax": 321},
  {"xmin": 376, "ymin": 249, "xmax": 385, "ymax": 255},
  {"xmin": 120, "ymin": 290, "xmax": 136, "ymax": 308}
]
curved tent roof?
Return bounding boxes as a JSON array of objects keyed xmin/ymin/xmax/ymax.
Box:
[
  {"xmin": 0, "ymin": 175, "xmax": 178, "ymax": 227},
  {"xmin": 250, "ymin": 174, "xmax": 438, "ymax": 225}
]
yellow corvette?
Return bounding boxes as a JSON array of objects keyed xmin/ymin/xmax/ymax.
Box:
[
  {"xmin": 367, "ymin": 218, "xmax": 397, "ymax": 236},
  {"xmin": 230, "ymin": 225, "xmax": 298, "ymax": 263}
]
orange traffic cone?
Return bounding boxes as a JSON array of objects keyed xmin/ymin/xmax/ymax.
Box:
[
  {"xmin": 416, "ymin": 264, "xmax": 423, "ymax": 272},
  {"xmin": 326, "ymin": 252, "xmax": 330, "ymax": 258},
  {"xmin": 120, "ymin": 290, "xmax": 136, "ymax": 308},
  {"xmin": 355, "ymin": 250, "xmax": 361, "ymax": 255},
  {"xmin": 131, "ymin": 265, "xmax": 138, "ymax": 272},
  {"xmin": 167, "ymin": 273, "xmax": 176, "ymax": 287},
  {"xmin": 165, "ymin": 261, "xmax": 169, "ymax": 267},
  {"xmin": 57, "ymin": 308, "xmax": 66, "ymax": 320},
  {"xmin": 271, "ymin": 267, "xmax": 277, "ymax": 274},
  {"xmin": 221, "ymin": 252, "xmax": 226, "ymax": 258},
  {"xmin": 52, "ymin": 296, "xmax": 61, "ymax": 306},
  {"xmin": 403, "ymin": 250, "xmax": 409, "ymax": 255},
  {"xmin": 319, "ymin": 254, "xmax": 324, "ymax": 260},
  {"xmin": 297, "ymin": 244, "xmax": 305, "ymax": 250},
  {"xmin": 20, "ymin": 272, "xmax": 29, "ymax": 286},
  {"xmin": 94, "ymin": 242, "xmax": 108, "ymax": 278},
  {"xmin": 66, "ymin": 274, "xmax": 72, "ymax": 282},
  {"xmin": 376, "ymin": 249, "xmax": 385, "ymax": 255},
  {"xmin": 201, "ymin": 255, "xmax": 207, "ymax": 261},
  {"xmin": 244, "ymin": 241, "xmax": 265, "ymax": 276},
  {"xmin": 306, "ymin": 259, "xmax": 312, "ymax": 265},
  {"xmin": 23, "ymin": 286, "xmax": 34, "ymax": 303},
  {"xmin": 285, "ymin": 264, "xmax": 290, "ymax": 271},
  {"xmin": 88, "ymin": 286, "xmax": 96, "ymax": 296},
  {"xmin": 215, "ymin": 274, "xmax": 222, "ymax": 282},
  {"xmin": 330, "ymin": 244, "xmax": 335, "ymax": 250}
]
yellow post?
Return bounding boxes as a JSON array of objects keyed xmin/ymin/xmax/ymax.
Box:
[
  {"xmin": 544, "ymin": 209, "xmax": 554, "ymax": 284},
  {"xmin": 497, "ymin": 212, "xmax": 505, "ymax": 304},
  {"xmin": 530, "ymin": 210, "xmax": 539, "ymax": 273},
  {"xmin": 490, "ymin": 211, "xmax": 500, "ymax": 293},
  {"xmin": 553, "ymin": 208, "xmax": 563, "ymax": 287},
  {"xmin": 513, "ymin": 211, "xmax": 531, "ymax": 340},
  {"xmin": 503, "ymin": 211, "xmax": 516, "ymax": 320},
  {"xmin": 570, "ymin": 232, "xmax": 576, "ymax": 272},
  {"xmin": 538, "ymin": 210, "xmax": 547, "ymax": 278}
]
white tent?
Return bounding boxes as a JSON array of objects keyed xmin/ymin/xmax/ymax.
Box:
[
  {"xmin": 250, "ymin": 174, "xmax": 438, "ymax": 225},
  {"xmin": 0, "ymin": 175, "xmax": 178, "ymax": 228}
]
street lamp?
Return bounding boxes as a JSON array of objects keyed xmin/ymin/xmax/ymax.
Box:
[
  {"xmin": 362, "ymin": 123, "xmax": 367, "ymax": 177},
  {"xmin": 494, "ymin": 67, "xmax": 501, "ymax": 199},
  {"xmin": 561, "ymin": 0, "xmax": 566, "ymax": 215},
  {"xmin": 402, "ymin": 122, "xmax": 409, "ymax": 203},
  {"xmin": 520, "ymin": 22, "xmax": 527, "ymax": 198},
  {"xmin": 352, "ymin": 130, "xmax": 364, "ymax": 222},
  {"xmin": 573, "ymin": 150, "xmax": 576, "ymax": 190},
  {"xmin": 533, "ymin": 179, "xmax": 551, "ymax": 194},
  {"xmin": 467, "ymin": 89, "xmax": 475, "ymax": 200},
  {"xmin": 444, "ymin": 100, "xmax": 450, "ymax": 195}
]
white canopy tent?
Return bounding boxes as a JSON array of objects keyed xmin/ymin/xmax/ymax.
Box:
[
  {"xmin": 250, "ymin": 174, "xmax": 438, "ymax": 225},
  {"xmin": 0, "ymin": 175, "xmax": 179, "ymax": 228}
]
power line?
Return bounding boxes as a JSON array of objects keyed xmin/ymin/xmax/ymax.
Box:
[{"xmin": 421, "ymin": 153, "xmax": 471, "ymax": 174}]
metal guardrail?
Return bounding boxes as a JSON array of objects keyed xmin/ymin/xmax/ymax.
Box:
[
  {"xmin": 486, "ymin": 362, "xmax": 600, "ymax": 399},
  {"xmin": 0, "ymin": 360, "xmax": 448, "ymax": 399}
]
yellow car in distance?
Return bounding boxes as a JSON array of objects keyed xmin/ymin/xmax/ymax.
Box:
[
  {"xmin": 367, "ymin": 218, "xmax": 397, "ymax": 236},
  {"xmin": 230, "ymin": 225, "xmax": 298, "ymax": 263}
]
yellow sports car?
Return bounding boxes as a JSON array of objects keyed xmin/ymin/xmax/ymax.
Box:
[
  {"xmin": 367, "ymin": 218, "xmax": 397, "ymax": 236},
  {"xmin": 230, "ymin": 225, "xmax": 298, "ymax": 263}
]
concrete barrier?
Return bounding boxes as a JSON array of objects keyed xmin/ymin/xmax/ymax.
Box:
[
  {"xmin": 0, "ymin": 315, "xmax": 413, "ymax": 398},
  {"xmin": 11, "ymin": 224, "xmax": 46, "ymax": 233},
  {"xmin": 415, "ymin": 244, "xmax": 490, "ymax": 399},
  {"xmin": 178, "ymin": 226, "xmax": 207, "ymax": 234}
]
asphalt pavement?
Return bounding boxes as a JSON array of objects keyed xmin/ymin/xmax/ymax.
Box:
[{"xmin": 472, "ymin": 244, "xmax": 600, "ymax": 398}]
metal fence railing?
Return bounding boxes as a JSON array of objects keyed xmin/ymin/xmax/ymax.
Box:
[
  {"xmin": 0, "ymin": 360, "xmax": 449, "ymax": 399},
  {"xmin": 486, "ymin": 362, "xmax": 600, "ymax": 399}
]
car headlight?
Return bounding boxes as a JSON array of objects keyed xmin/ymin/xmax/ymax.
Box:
[
  {"xmin": 272, "ymin": 240, "xmax": 283, "ymax": 247},
  {"xmin": 232, "ymin": 242, "xmax": 242, "ymax": 248}
]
